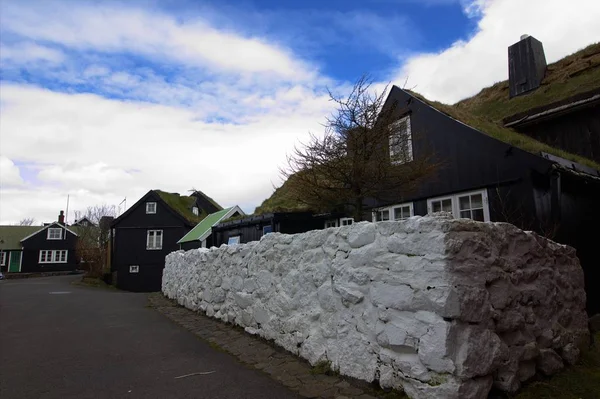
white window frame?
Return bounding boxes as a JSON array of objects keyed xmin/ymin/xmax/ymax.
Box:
[
  {"xmin": 39, "ymin": 250, "xmax": 68, "ymax": 264},
  {"xmin": 129, "ymin": 265, "xmax": 139, "ymax": 273},
  {"xmin": 324, "ymin": 219, "xmax": 338, "ymax": 228},
  {"xmin": 192, "ymin": 206, "xmax": 199, "ymax": 216},
  {"xmin": 340, "ymin": 217, "xmax": 354, "ymax": 226},
  {"xmin": 389, "ymin": 115, "xmax": 413, "ymax": 165},
  {"xmin": 427, "ymin": 189, "xmax": 490, "ymax": 222},
  {"xmin": 372, "ymin": 202, "xmax": 414, "ymax": 222},
  {"xmin": 0, "ymin": 252, "xmax": 6, "ymax": 266},
  {"xmin": 47, "ymin": 228, "xmax": 62, "ymax": 240},
  {"xmin": 228, "ymin": 236, "xmax": 241, "ymax": 245},
  {"xmin": 146, "ymin": 202, "xmax": 157, "ymax": 214},
  {"xmin": 146, "ymin": 230, "xmax": 163, "ymax": 250}
]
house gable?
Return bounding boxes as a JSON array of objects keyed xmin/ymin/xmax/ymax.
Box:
[
  {"xmin": 111, "ymin": 190, "xmax": 194, "ymax": 229},
  {"xmin": 20, "ymin": 222, "xmax": 78, "ymax": 245}
]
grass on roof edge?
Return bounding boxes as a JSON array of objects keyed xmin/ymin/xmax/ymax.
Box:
[{"xmin": 408, "ymin": 92, "xmax": 600, "ymax": 171}]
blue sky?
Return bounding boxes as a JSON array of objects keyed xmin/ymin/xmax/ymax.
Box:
[{"xmin": 1, "ymin": 0, "xmax": 599, "ymax": 224}]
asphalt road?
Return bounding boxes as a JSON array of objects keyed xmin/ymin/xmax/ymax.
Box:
[{"xmin": 0, "ymin": 275, "xmax": 298, "ymax": 399}]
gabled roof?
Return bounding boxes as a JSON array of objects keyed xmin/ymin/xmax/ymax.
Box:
[
  {"xmin": 0, "ymin": 226, "xmax": 43, "ymax": 250},
  {"xmin": 177, "ymin": 206, "xmax": 244, "ymax": 244},
  {"xmin": 154, "ymin": 190, "xmax": 219, "ymax": 224},
  {"xmin": 19, "ymin": 222, "xmax": 78, "ymax": 243},
  {"xmin": 72, "ymin": 217, "xmax": 95, "ymax": 227},
  {"xmin": 112, "ymin": 189, "xmax": 222, "ymax": 227}
]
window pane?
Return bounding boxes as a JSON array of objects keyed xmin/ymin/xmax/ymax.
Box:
[
  {"xmin": 460, "ymin": 210, "xmax": 471, "ymax": 219},
  {"xmin": 393, "ymin": 208, "xmax": 403, "ymax": 220},
  {"xmin": 471, "ymin": 194, "xmax": 483, "ymax": 208},
  {"xmin": 442, "ymin": 199, "xmax": 452, "ymax": 212},
  {"xmin": 472, "ymin": 209, "xmax": 485, "ymax": 221},
  {"xmin": 402, "ymin": 206, "xmax": 410, "ymax": 218},
  {"xmin": 381, "ymin": 210, "xmax": 390, "ymax": 221},
  {"xmin": 459, "ymin": 196, "xmax": 470, "ymax": 211},
  {"xmin": 432, "ymin": 201, "xmax": 441, "ymax": 212}
]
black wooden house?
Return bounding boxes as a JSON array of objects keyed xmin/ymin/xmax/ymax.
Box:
[
  {"xmin": 0, "ymin": 211, "xmax": 79, "ymax": 273},
  {"xmin": 110, "ymin": 189, "xmax": 221, "ymax": 292},
  {"xmin": 211, "ymin": 212, "xmax": 350, "ymax": 247},
  {"xmin": 258, "ymin": 37, "xmax": 600, "ymax": 314},
  {"xmin": 369, "ymin": 37, "xmax": 600, "ymax": 314}
]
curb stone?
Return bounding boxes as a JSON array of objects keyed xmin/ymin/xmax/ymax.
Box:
[{"xmin": 147, "ymin": 293, "xmax": 406, "ymax": 399}]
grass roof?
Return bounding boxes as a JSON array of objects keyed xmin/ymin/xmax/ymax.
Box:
[
  {"xmin": 154, "ymin": 190, "xmax": 207, "ymax": 224},
  {"xmin": 455, "ymin": 42, "xmax": 600, "ymax": 124}
]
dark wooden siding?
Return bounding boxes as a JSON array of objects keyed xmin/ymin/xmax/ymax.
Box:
[
  {"xmin": 377, "ymin": 87, "xmax": 554, "ymax": 207},
  {"xmin": 111, "ymin": 191, "xmax": 192, "ymax": 292},
  {"xmin": 212, "ymin": 213, "xmax": 328, "ymax": 247},
  {"xmin": 20, "ymin": 226, "xmax": 78, "ymax": 273},
  {"xmin": 513, "ymin": 104, "xmax": 600, "ymax": 163}
]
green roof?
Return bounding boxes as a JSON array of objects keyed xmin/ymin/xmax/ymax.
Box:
[
  {"xmin": 455, "ymin": 42, "xmax": 600, "ymax": 123},
  {"xmin": 177, "ymin": 207, "xmax": 236, "ymax": 244},
  {"xmin": 0, "ymin": 226, "xmax": 43, "ymax": 250},
  {"xmin": 154, "ymin": 190, "xmax": 209, "ymax": 224}
]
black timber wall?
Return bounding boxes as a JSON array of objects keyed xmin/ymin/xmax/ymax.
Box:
[
  {"xmin": 112, "ymin": 191, "xmax": 192, "ymax": 292},
  {"xmin": 377, "ymin": 86, "xmax": 555, "ymax": 208},
  {"xmin": 514, "ymin": 104, "xmax": 600, "ymax": 164},
  {"xmin": 21, "ymin": 227, "xmax": 78, "ymax": 273}
]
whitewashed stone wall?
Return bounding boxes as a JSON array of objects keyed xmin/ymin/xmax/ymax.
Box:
[{"xmin": 162, "ymin": 215, "xmax": 588, "ymax": 399}]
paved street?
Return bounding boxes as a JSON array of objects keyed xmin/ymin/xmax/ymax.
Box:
[{"xmin": 0, "ymin": 275, "xmax": 298, "ymax": 399}]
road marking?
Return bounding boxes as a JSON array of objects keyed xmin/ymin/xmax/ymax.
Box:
[{"xmin": 49, "ymin": 291, "xmax": 72, "ymax": 294}]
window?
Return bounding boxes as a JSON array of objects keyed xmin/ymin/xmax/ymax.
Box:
[
  {"xmin": 340, "ymin": 218, "xmax": 354, "ymax": 226},
  {"xmin": 129, "ymin": 265, "xmax": 139, "ymax": 273},
  {"xmin": 262, "ymin": 225, "xmax": 273, "ymax": 235},
  {"xmin": 228, "ymin": 236, "xmax": 241, "ymax": 245},
  {"xmin": 39, "ymin": 250, "xmax": 68, "ymax": 264},
  {"xmin": 389, "ymin": 115, "xmax": 413, "ymax": 164},
  {"xmin": 374, "ymin": 209, "xmax": 390, "ymax": 222},
  {"xmin": 373, "ymin": 203, "xmax": 413, "ymax": 222},
  {"xmin": 192, "ymin": 206, "xmax": 199, "ymax": 216},
  {"xmin": 458, "ymin": 192, "xmax": 486, "ymax": 221},
  {"xmin": 47, "ymin": 228, "xmax": 62, "ymax": 240},
  {"xmin": 430, "ymin": 197, "xmax": 453, "ymax": 213},
  {"xmin": 146, "ymin": 202, "xmax": 157, "ymax": 214},
  {"xmin": 146, "ymin": 230, "xmax": 163, "ymax": 250},
  {"xmin": 427, "ymin": 190, "xmax": 490, "ymax": 222},
  {"xmin": 324, "ymin": 220, "xmax": 338, "ymax": 228},
  {"xmin": 0, "ymin": 252, "xmax": 5, "ymax": 266}
]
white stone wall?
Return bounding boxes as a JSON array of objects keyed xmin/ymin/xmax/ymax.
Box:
[{"xmin": 162, "ymin": 215, "xmax": 588, "ymax": 399}]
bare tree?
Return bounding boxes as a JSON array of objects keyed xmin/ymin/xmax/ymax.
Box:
[
  {"xmin": 282, "ymin": 76, "xmax": 437, "ymax": 221},
  {"xmin": 18, "ymin": 217, "xmax": 35, "ymax": 226},
  {"xmin": 74, "ymin": 205, "xmax": 116, "ymax": 278}
]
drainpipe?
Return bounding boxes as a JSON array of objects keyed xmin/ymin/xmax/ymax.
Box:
[{"xmin": 550, "ymin": 171, "xmax": 562, "ymax": 224}]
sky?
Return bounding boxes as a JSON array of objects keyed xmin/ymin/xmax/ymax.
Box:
[{"xmin": 1, "ymin": 0, "xmax": 599, "ymax": 224}]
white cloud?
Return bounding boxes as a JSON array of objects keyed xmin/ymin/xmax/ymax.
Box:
[
  {"xmin": 393, "ymin": 0, "xmax": 600, "ymax": 103},
  {"xmin": 0, "ymin": 42, "xmax": 64, "ymax": 65},
  {"xmin": 1, "ymin": 2, "xmax": 316, "ymax": 80},
  {"xmin": 0, "ymin": 84, "xmax": 333, "ymax": 223},
  {"xmin": 0, "ymin": 156, "xmax": 24, "ymax": 187}
]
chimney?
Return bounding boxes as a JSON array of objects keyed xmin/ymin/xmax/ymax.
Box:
[
  {"xmin": 508, "ymin": 34, "xmax": 547, "ymax": 98},
  {"xmin": 58, "ymin": 210, "xmax": 65, "ymax": 225}
]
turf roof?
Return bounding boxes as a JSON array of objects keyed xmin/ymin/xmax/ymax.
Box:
[
  {"xmin": 154, "ymin": 190, "xmax": 208, "ymax": 224},
  {"xmin": 455, "ymin": 42, "xmax": 600, "ymax": 123}
]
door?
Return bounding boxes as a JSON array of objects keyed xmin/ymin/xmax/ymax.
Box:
[{"xmin": 8, "ymin": 251, "xmax": 21, "ymax": 272}]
